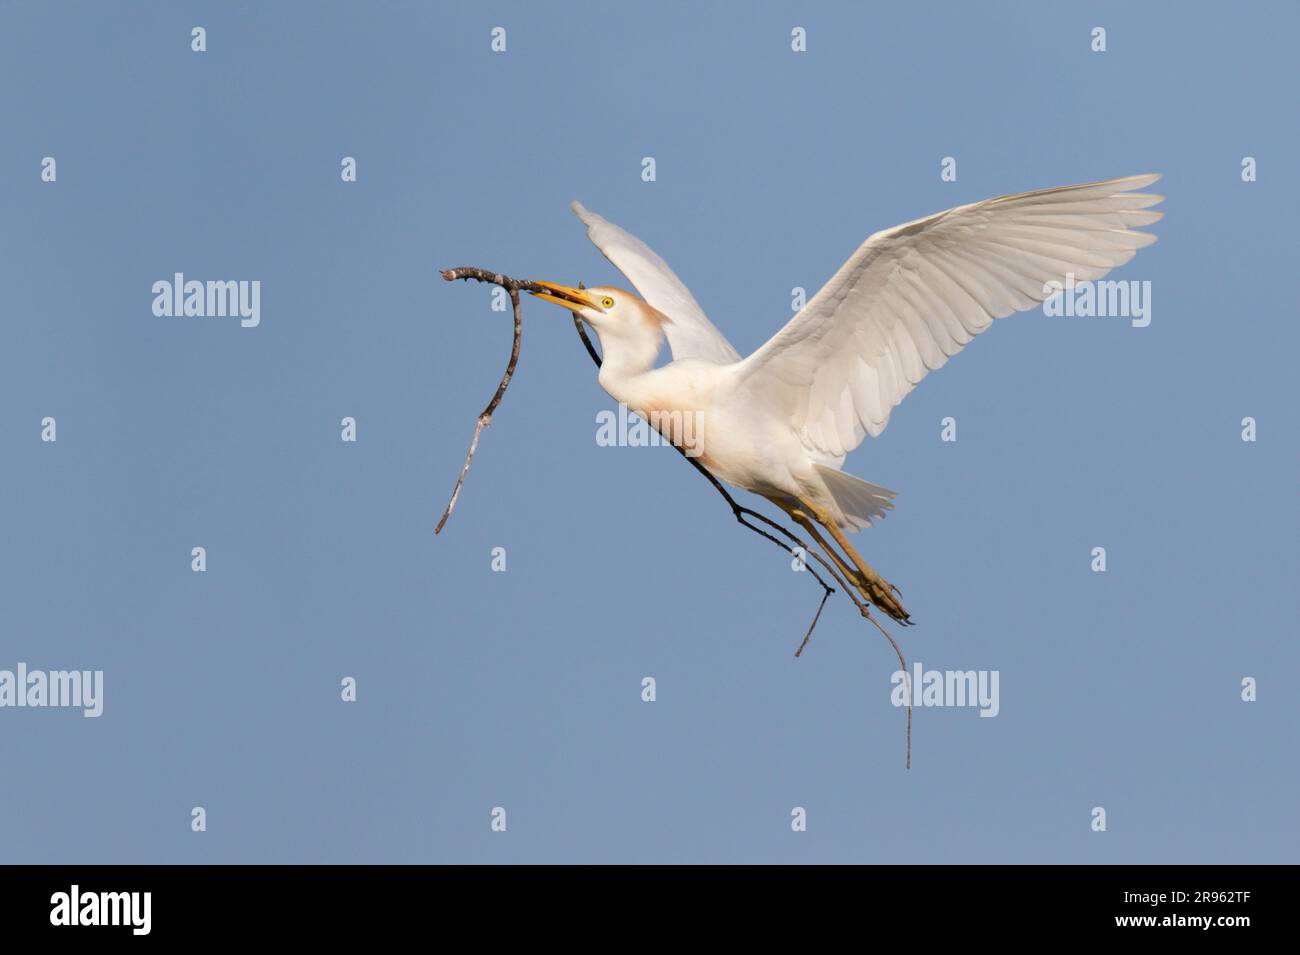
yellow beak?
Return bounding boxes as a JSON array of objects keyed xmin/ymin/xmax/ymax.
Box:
[{"xmin": 529, "ymin": 281, "xmax": 606, "ymax": 313}]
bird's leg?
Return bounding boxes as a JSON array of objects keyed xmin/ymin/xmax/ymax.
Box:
[
  {"xmin": 803, "ymin": 500, "xmax": 911, "ymax": 625},
  {"xmin": 773, "ymin": 496, "xmax": 910, "ymax": 624},
  {"xmin": 773, "ymin": 501, "xmax": 875, "ymax": 606}
]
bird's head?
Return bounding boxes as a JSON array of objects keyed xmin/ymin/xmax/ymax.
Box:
[
  {"xmin": 529, "ymin": 282, "xmax": 633, "ymax": 328},
  {"xmin": 529, "ymin": 282, "xmax": 667, "ymax": 368}
]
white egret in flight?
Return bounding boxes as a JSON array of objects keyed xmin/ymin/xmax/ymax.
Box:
[{"xmin": 530, "ymin": 175, "xmax": 1163, "ymax": 622}]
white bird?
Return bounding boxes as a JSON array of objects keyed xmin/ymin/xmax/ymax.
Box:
[{"xmin": 530, "ymin": 175, "xmax": 1164, "ymax": 621}]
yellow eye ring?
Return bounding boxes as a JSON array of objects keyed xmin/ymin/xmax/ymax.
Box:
[{"xmin": 600, "ymin": 296, "xmax": 615, "ymax": 309}]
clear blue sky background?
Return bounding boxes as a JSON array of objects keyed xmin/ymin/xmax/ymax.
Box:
[{"xmin": 1, "ymin": 1, "xmax": 1295, "ymax": 864}]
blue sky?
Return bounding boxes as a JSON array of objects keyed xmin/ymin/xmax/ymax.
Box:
[{"xmin": 1, "ymin": 0, "xmax": 1296, "ymax": 863}]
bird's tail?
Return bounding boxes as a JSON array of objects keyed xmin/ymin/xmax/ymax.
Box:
[{"xmin": 815, "ymin": 465, "xmax": 896, "ymax": 532}]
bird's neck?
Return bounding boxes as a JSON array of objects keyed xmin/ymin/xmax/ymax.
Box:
[{"xmin": 594, "ymin": 327, "xmax": 663, "ymax": 399}]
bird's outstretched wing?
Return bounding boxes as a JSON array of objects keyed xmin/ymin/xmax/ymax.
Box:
[
  {"xmin": 734, "ymin": 174, "xmax": 1164, "ymax": 459},
  {"xmin": 571, "ymin": 201, "xmax": 742, "ymax": 364}
]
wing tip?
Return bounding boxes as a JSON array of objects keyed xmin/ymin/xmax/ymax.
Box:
[{"xmin": 1126, "ymin": 172, "xmax": 1162, "ymax": 189}]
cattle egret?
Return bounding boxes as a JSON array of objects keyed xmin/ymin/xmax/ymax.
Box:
[{"xmin": 531, "ymin": 175, "xmax": 1164, "ymax": 622}]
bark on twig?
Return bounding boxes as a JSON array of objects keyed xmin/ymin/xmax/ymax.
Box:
[{"xmin": 435, "ymin": 268, "xmax": 539, "ymax": 534}]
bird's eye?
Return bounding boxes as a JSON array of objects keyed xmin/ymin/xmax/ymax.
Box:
[{"xmin": 600, "ymin": 297, "xmax": 615, "ymax": 309}]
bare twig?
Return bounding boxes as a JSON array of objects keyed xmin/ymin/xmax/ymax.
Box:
[
  {"xmin": 865, "ymin": 609, "xmax": 912, "ymax": 769},
  {"xmin": 435, "ymin": 268, "xmax": 541, "ymax": 534},
  {"xmin": 794, "ymin": 589, "xmax": 830, "ymax": 658}
]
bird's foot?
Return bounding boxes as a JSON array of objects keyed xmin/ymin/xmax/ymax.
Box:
[{"xmin": 853, "ymin": 569, "xmax": 912, "ymax": 626}]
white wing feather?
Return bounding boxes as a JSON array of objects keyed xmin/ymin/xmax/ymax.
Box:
[
  {"xmin": 734, "ymin": 174, "xmax": 1164, "ymax": 459},
  {"xmin": 571, "ymin": 201, "xmax": 741, "ymax": 364}
]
